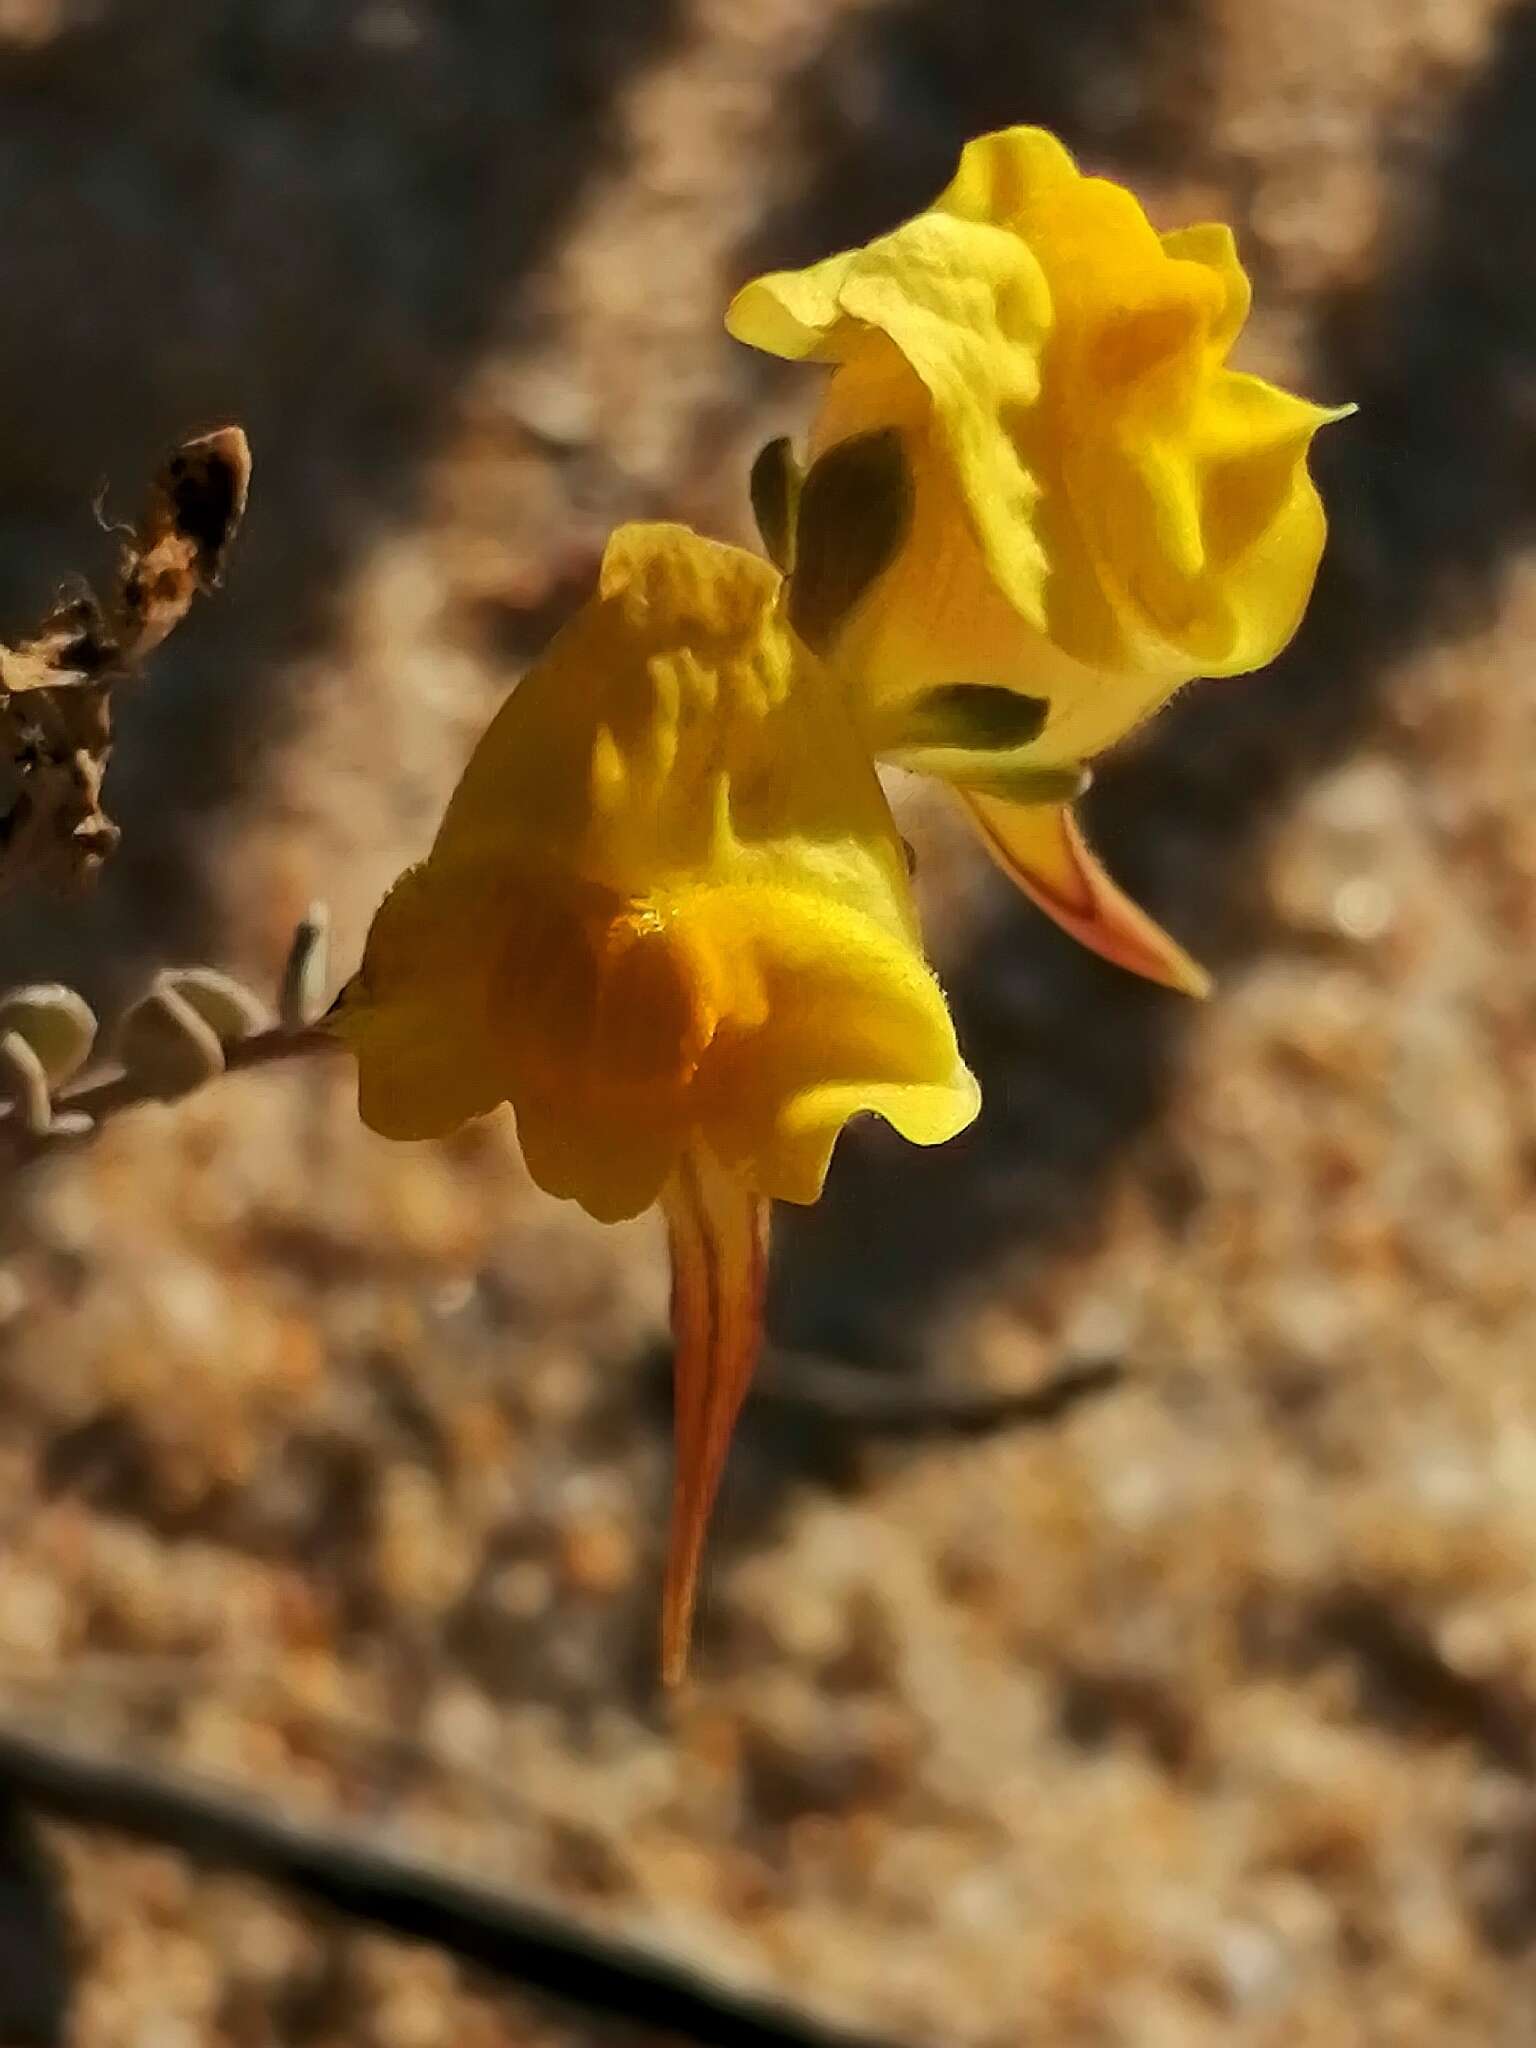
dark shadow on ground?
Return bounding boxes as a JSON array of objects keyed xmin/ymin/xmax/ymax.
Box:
[
  {"xmin": 738, "ymin": 0, "xmax": 1214, "ymax": 276},
  {"xmin": 0, "ymin": 0, "xmax": 680, "ymax": 997},
  {"xmin": 0, "ymin": 1795, "xmax": 68, "ymax": 2047},
  {"xmin": 762, "ymin": 0, "xmax": 1536, "ymax": 1362}
]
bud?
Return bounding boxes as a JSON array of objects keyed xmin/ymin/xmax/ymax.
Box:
[
  {"xmin": 161, "ymin": 966, "xmax": 270, "ymax": 1044},
  {"xmin": 0, "ymin": 984, "xmax": 97, "ymax": 1085},
  {"xmin": 114, "ymin": 984, "xmax": 226, "ymax": 1099}
]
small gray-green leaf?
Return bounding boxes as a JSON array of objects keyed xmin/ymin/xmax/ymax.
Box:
[
  {"xmin": 0, "ymin": 985, "xmax": 96, "ymax": 1085},
  {"xmin": 748, "ymin": 437, "xmax": 802, "ymax": 573},
  {"xmin": 788, "ymin": 427, "xmax": 912, "ymax": 655}
]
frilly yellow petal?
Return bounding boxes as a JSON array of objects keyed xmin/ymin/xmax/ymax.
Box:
[
  {"xmin": 689, "ymin": 885, "xmax": 980, "ymax": 1206},
  {"xmin": 931, "ymin": 124, "xmax": 1081, "ymax": 225},
  {"xmin": 726, "ymin": 251, "xmax": 858, "ymax": 360},
  {"xmin": 329, "ymin": 860, "xmax": 511, "ymax": 1142},
  {"xmin": 1082, "ymin": 375, "xmax": 1347, "ymax": 676},
  {"xmin": 1158, "ymin": 222, "xmax": 1251, "ymax": 360}
]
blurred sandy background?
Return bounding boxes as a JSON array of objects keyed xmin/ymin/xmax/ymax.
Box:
[{"xmin": 1, "ymin": 0, "xmax": 1535, "ymax": 2042}]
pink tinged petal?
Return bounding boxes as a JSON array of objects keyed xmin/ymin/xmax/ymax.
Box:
[
  {"xmin": 959, "ymin": 791, "xmax": 1212, "ymax": 999},
  {"xmin": 660, "ymin": 1145, "xmax": 770, "ymax": 1687}
]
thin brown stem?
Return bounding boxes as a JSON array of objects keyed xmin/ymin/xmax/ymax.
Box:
[{"xmin": 0, "ymin": 1026, "xmax": 344, "ymax": 1172}]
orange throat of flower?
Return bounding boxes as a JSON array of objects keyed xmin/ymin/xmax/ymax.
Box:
[{"xmin": 498, "ymin": 881, "xmax": 724, "ymax": 1109}]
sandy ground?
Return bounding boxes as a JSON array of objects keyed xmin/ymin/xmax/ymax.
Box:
[{"xmin": 3, "ymin": 0, "xmax": 1536, "ymax": 2042}]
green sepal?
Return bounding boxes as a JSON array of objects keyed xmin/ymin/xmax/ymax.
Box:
[
  {"xmin": 954, "ymin": 761, "xmax": 1092, "ymax": 806},
  {"xmin": 787, "ymin": 427, "xmax": 912, "ymax": 655},
  {"xmin": 879, "ymin": 682, "xmax": 1086, "ymax": 804},
  {"xmin": 885, "ymin": 742, "xmax": 1091, "ymax": 806},
  {"xmin": 749, "ymin": 437, "xmax": 802, "ymax": 573},
  {"xmin": 903, "ymin": 684, "xmax": 1050, "ymax": 752}
]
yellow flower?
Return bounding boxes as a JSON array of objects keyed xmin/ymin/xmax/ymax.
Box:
[
  {"xmin": 728, "ymin": 125, "xmax": 1351, "ymax": 995},
  {"xmin": 330, "ymin": 522, "xmax": 978, "ymax": 1680}
]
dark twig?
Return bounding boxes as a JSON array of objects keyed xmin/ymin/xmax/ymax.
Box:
[
  {"xmin": 0, "ymin": 1721, "xmax": 911, "ymax": 2048},
  {"xmin": 0, "ymin": 1791, "xmax": 69, "ymax": 2047},
  {"xmin": 751, "ymin": 1349, "xmax": 1125, "ymax": 1438}
]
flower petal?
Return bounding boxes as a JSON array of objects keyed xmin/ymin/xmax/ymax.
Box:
[
  {"xmin": 1158, "ymin": 222, "xmax": 1251, "ymax": 362},
  {"xmin": 802, "ymin": 338, "xmax": 1082, "ymax": 721},
  {"xmin": 726, "ymin": 250, "xmax": 858, "ymax": 360},
  {"xmin": 959, "ymin": 791, "xmax": 1211, "ymax": 997},
  {"xmin": 330, "ymin": 859, "xmax": 513, "ymax": 1141},
  {"xmin": 685, "ymin": 882, "xmax": 980, "ymax": 1206},
  {"xmin": 661, "ymin": 1144, "xmax": 769, "ymax": 1685},
  {"xmin": 1078, "ymin": 374, "xmax": 1349, "ymax": 677},
  {"xmin": 931, "ymin": 124, "xmax": 1081, "ymax": 226}
]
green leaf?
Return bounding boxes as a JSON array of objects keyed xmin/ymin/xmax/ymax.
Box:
[{"xmin": 787, "ymin": 428, "xmax": 912, "ymax": 654}]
